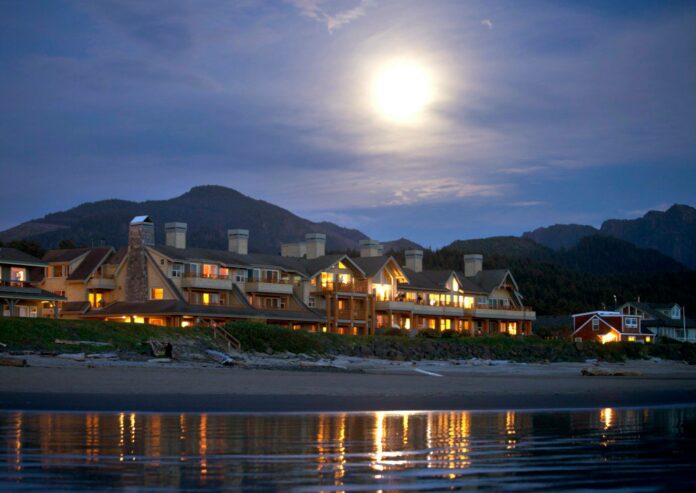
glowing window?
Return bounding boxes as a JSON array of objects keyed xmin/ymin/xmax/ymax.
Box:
[
  {"xmin": 337, "ymin": 261, "xmax": 348, "ymax": 269},
  {"xmin": 150, "ymin": 288, "xmax": 163, "ymax": 300},
  {"xmin": 202, "ymin": 293, "xmax": 210, "ymax": 305},
  {"xmin": 628, "ymin": 336, "xmax": 636, "ymax": 342},
  {"xmin": 428, "ymin": 319, "xmax": 436, "ymax": 329},
  {"xmin": 88, "ymin": 292, "xmax": 103, "ymax": 308},
  {"xmin": 464, "ymin": 296, "xmax": 474, "ymax": 309}
]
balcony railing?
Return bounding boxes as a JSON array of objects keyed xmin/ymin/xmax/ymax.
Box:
[
  {"xmin": 475, "ymin": 303, "xmax": 534, "ymax": 312},
  {"xmin": 319, "ymin": 280, "xmax": 369, "ymax": 293},
  {"xmin": 183, "ymin": 272, "xmax": 231, "ymax": 280},
  {"xmin": 0, "ymin": 280, "xmax": 35, "ymax": 289}
]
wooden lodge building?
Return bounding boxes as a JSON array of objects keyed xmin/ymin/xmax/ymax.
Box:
[{"xmin": 15, "ymin": 216, "xmax": 535, "ymax": 335}]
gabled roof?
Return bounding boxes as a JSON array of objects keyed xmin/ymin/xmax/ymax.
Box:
[
  {"xmin": 67, "ymin": 247, "xmax": 114, "ymax": 281},
  {"xmin": 301, "ymin": 254, "xmax": 364, "ymax": 277},
  {"xmin": 61, "ymin": 301, "xmax": 91, "ymax": 314},
  {"xmin": 0, "ymin": 248, "xmax": 46, "ymax": 267},
  {"xmin": 470, "ymin": 269, "xmax": 515, "ymax": 293},
  {"xmin": 622, "ymin": 301, "xmax": 680, "ymax": 319},
  {"xmin": 43, "ymin": 248, "xmax": 90, "ymax": 263},
  {"xmin": 351, "ymin": 256, "xmax": 407, "ymax": 281}
]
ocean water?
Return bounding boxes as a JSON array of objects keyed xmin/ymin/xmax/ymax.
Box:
[{"xmin": 1, "ymin": 407, "xmax": 695, "ymax": 492}]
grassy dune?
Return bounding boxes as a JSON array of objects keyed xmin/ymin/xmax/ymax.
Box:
[
  {"xmin": 1, "ymin": 317, "xmax": 694, "ymax": 364},
  {"xmin": 0, "ymin": 317, "xmax": 216, "ymax": 354}
]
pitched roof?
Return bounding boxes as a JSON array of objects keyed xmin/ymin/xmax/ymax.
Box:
[
  {"xmin": 351, "ymin": 256, "xmax": 406, "ymax": 280},
  {"xmin": 67, "ymin": 247, "xmax": 113, "ymax": 281},
  {"xmin": 0, "ymin": 247, "xmax": 46, "ymax": 267},
  {"xmin": 0, "ymin": 285, "xmax": 65, "ymax": 301},
  {"xmin": 302, "ymin": 254, "xmax": 357, "ymax": 277},
  {"xmin": 104, "ymin": 247, "xmax": 127, "ymax": 265},
  {"xmin": 399, "ymin": 269, "xmax": 453, "ymax": 292},
  {"xmin": 470, "ymin": 269, "xmax": 511, "ymax": 292},
  {"xmin": 61, "ymin": 301, "xmax": 91, "ymax": 314},
  {"xmin": 43, "ymin": 248, "xmax": 90, "ymax": 263},
  {"xmin": 87, "ymin": 299, "xmax": 324, "ymax": 322}
]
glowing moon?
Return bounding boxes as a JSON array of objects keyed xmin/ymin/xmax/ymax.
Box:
[{"xmin": 371, "ymin": 59, "xmax": 434, "ymax": 123}]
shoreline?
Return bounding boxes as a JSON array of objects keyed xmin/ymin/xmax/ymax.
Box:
[{"xmin": 2, "ymin": 354, "xmax": 696, "ymax": 413}]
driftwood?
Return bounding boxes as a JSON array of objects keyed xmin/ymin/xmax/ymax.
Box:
[
  {"xmin": 149, "ymin": 340, "xmax": 174, "ymax": 358},
  {"xmin": 147, "ymin": 358, "xmax": 172, "ymax": 363},
  {"xmin": 55, "ymin": 339, "xmax": 111, "ymax": 347},
  {"xmin": 581, "ymin": 367, "xmax": 642, "ymax": 377},
  {"xmin": 0, "ymin": 356, "xmax": 27, "ymax": 367},
  {"xmin": 87, "ymin": 352, "xmax": 119, "ymax": 360},
  {"xmin": 57, "ymin": 352, "xmax": 86, "ymax": 361}
]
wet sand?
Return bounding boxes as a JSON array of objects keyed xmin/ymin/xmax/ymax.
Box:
[{"xmin": 1, "ymin": 355, "xmax": 696, "ymax": 412}]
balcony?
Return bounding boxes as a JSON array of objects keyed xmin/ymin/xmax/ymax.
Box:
[
  {"xmin": 315, "ymin": 280, "xmax": 369, "ymax": 294},
  {"xmin": 376, "ymin": 299, "xmax": 465, "ymax": 317},
  {"xmin": 87, "ymin": 277, "xmax": 116, "ymax": 290},
  {"xmin": 180, "ymin": 272, "xmax": 233, "ymax": 290},
  {"xmin": 471, "ymin": 304, "xmax": 536, "ymax": 320},
  {"xmin": 244, "ymin": 279, "xmax": 295, "ymax": 295},
  {"xmin": 0, "ymin": 280, "xmax": 42, "ymax": 294}
]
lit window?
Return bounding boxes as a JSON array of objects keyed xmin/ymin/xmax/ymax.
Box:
[
  {"xmin": 337, "ymin": 261, "xmax": 348, "ymax": 269},
  {"xmin": 628, "ymin": 336, "xmax": 636, "ymax": 342},
  {"xmin": 89, "ymin": 292, "xmax": 103, "ymax": 308},
  {"xmin": 464, "ymin": 296, "xmax": 474, "ymax": 309},
  {"xmin": 646, "ymin": 336, "xmax": 652, "ymax": 343},
  {"xmin": 151, "ymin": 288, "xmax": 164, "ymax": 300},
  {"xmin": 428, "ymin": 319, "xmax": 436, "ymax": 329},
  {"xmin": 404, "ymin": 318, "xmax": 411, "ymax": 329},
  {"xmin": 10, "ymin": 267, "xmax": 26, "ymax": 282},
  {"xmin": 202, "ymin": 293, "xmax": 210, "ymax": 305}
]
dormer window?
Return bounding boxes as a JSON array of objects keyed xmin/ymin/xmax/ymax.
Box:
[
  {"xmin": 52, "ymin": 264, "xmax": 68, "ymax": 277},
  {"xmin": 592, "ymin": 318, "xmax": 599, "ymax": 331},
  {"xmin": 672, "ymin": 306, "xmax": 681, "ymax": 320}
]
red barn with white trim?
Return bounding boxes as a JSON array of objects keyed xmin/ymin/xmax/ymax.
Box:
[{"xmin": 571, "ymin": 311, "xmax": 652, "ymax": 343}]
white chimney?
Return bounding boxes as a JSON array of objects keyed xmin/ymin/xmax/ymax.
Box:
[
  {"xmin": 164, "ymin": 222, "xmax": 187, "ymax": 249},
  {"xmin": 305, "ymin": 233, "xmax": 326, "ymax": 259},
  {"xmin": 464, "ymin": 254, "xmax": 483, "ymax": 277},
  {"xmin": 405, "ymin": 249, "xmax": 423, "ymax": 273},
  {"xmin": 228, "ymin": 229, "xmax": 249, "ymax": 255},
  {"xmin": 359, "ymin": 239, "xmax": 381, "ymax": 258}
]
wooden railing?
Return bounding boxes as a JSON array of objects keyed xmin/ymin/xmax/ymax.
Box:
[
  {"xmin": 320, "ymin": 280, "xmax": 369, "ymax": 293},
  {"xmin": 212, "ymin": 325, "xmax": 241, "ymax": 353}
]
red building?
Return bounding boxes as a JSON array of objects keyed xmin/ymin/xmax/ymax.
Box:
[{"xmin": 571, "ymin": 311, "xmax": 652, "ymax": 343}]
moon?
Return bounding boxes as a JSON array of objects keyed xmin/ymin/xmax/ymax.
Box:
[{"xmin": 371, "ymin": 59, "xmax": 434, "ymax": 123}]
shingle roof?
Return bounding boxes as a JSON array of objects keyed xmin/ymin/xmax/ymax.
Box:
[
  {"xmin": 67, "ymin": 247, "xmax": 113, "ymax": 281},
  {"xmin": 351, "ymin": 256, "xmax": 394, "ymax": 278},
  {"xmin": 399, "ymin": 269, "xmax": 453, "ymax": 292},
  {"xmin": 470, "ymin": 269, "xmax": 510, "ymax": 292},
  {"xmin": 87, "ymin": 299, "xmax": 325, "ymax": 322},
  {"xmin": 0, "ymin": 285, "xmax": 65, "ymax": 301},
  {"xmin": 0, "ymin": 247, "xmax": 46, "ymax": 266},
  {"xmin": 104, "ymin": 247, "xmax": 127, "ymax": 265},
  {"xmin": 61, "ymin": 301, "xmax": 91, "ymax": 314}
]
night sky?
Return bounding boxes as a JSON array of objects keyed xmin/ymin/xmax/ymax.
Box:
[{"xmin": 1, "ymin": 1, "xmax": 695, "ymax": 247}]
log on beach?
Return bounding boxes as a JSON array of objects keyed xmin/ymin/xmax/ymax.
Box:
[{"xmin": 0, "ymin": 357, "xmax": 27, "ymax": 367}]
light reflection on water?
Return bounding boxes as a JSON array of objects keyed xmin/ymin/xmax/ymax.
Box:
[{"xmin": 1, "ymin": 407, "xmax": 695, "ymax": 491}]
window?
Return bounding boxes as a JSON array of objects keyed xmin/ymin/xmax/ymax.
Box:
[
  {"xmin": 235, "ymin": 270, "xmax": 248, "ymax": 283},
  {"xmin": 308, "ymin": 296, "xmax": 316, "ymax": 308},
  {"xmin": 10, "ymin": 267, "xmax": 26, "ymax": 282},
  {"xmin": 202, "ymin": 264, "xmax": 218, "ymax": 278},
  {"xmin": 477, "ymin": 296, "xmax": 488, "ymax": 307},
  {"xmin": 89, "ymin": 292, "xmax": 103, "ymax": 308},
  {"xmin": 219, "ymin": 267, "xmax": 229, "ymax": 279},
  {"xmin": 464, "ymin": 296, "xmax": 474, "ymax": 309},
  {"xmin": 188, "ymin": 263, "xmax": 201, "ymax": 276},
  {"xmin": 428, "ymin": 319, "xmax": 436, "ymax": 329},
  {"xmin": 171, "ymin": 263, "xmax": 184, "ymax": 277},
  {"xmin": 625, "ymin": 317, "xmax": 638, "ymax": 329},
  {"xmin": 263, "ymin": 270, "xmax": 280, "ymax": 282},
  {"xmin": 628, "ymin": 336, "xmax": 636, "ymax": 342},
  {"xmin": 646, "ymin": 336, "xmax": 652, "ymax": 343},
  {"xmin": 151, "ymin": 288, "xmax": 164, "ymax": 300},
  {"xmin": 592, "ymin": 318, "xmax": 599, "ymax": 331},
  {"xmin": 440, "ymin": 319, "xmax": 451, "ymax": 331},
  {"xmin": 52, "ymin": 264, "xmax": 68, "ymax": 277}
]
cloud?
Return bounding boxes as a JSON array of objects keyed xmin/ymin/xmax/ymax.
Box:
[
  {"xmin": 481, "ymin": 18, "xmax": 493, "ymax": 29},
  {"xmin": 511, "ymin": 201, "xmax": 545, "ymax": 207},
  {"xmin": 287, "ymin": 0, "xmax": 372, "ymax": 32}
]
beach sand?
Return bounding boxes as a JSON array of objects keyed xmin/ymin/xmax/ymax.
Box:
[{"xmin": 2, "ymin": 353, "xmax": 696, "ymax": 412}]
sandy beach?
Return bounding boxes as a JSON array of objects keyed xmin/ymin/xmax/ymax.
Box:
[{"xmin": 2, "ymin": 353, "xmax": 696, "ymax": 412}]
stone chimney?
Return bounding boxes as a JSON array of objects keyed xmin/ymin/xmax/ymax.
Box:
[
  {"xmin": 164, "ymin": 222, "xmax": 187, "ymax": 249},
  {"xmin": 281, "ymin": 242, "xmax": 307, "ymax": 258},
  {"xmin": 359, "ymin": 239, "xmax": 381, "ymax": 258},
  {"xmin": 126, "ymin": 215, "xmax": 154, "ymax": 302},
  {"xmin": 463, "ymin": 253, "xmax": 483, "ymax": 277},
  {"xmin": 305, "ymin": 233, "xmax": 326, "ymax": 259},
  {"xmin": 228, "ymin": 229, "xmax": 249, "ymax": 255},
  {"xmin": 405, "ymin": 249, "xmax": 423, "ymax": 273}
]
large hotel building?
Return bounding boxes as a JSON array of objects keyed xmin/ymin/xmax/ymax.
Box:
[{"xmin": 3, "ymin": 216, "xmax": 535, "ymax": 335}]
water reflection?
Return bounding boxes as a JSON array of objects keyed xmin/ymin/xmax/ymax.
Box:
[{"xmin": 1, "ymin": 407, "xmax": 696, "ymax": 491}]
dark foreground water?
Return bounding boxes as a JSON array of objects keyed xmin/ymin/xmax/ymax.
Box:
[{"xmin": 1, "ymin": 407, "xmax": 695, "ymax": 492}]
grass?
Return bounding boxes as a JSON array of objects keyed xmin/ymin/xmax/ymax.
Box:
[
  {"xmin": 1, "ymin": 317, "xmax": 694, "ymax": 364},
  {"xmin": 224, "ymin": 321, "xmax": 696, "ymax": 363},
  {"xmin": 0, "ymin": 317, "xmax": 216, "ymax": 354}
]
